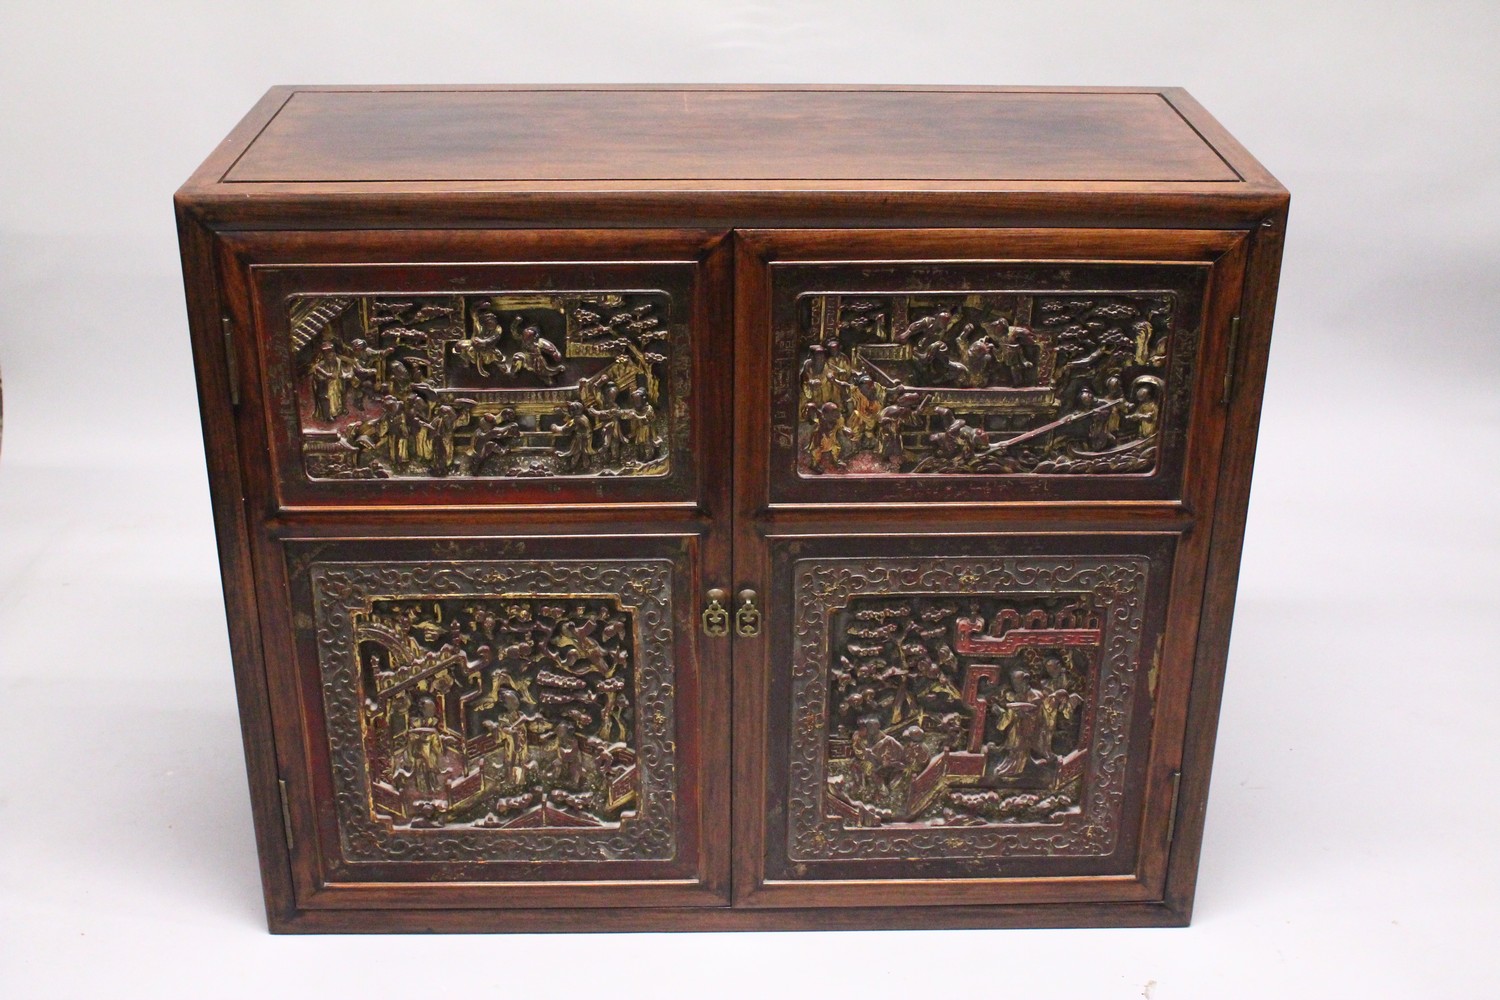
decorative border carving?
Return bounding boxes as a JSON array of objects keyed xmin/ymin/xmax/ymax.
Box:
[
  {"xmin": 310, "ymin": 559, "xmax": 678, "ymax": 864},
  {"xmin": 787, "ymin": 555, "xmax": 1151, "ymax": 864}
]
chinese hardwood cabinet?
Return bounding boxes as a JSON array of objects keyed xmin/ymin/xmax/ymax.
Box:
[{"xmin": 176, "ymin": 86, "xmax": 1288, "ymax": 933}]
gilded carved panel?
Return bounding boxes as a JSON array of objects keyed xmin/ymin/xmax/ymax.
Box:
[
  {"xmin": 309, "ymin": 558, "xmax": 677, "ymax": 864},
  {"xmin": 766, "ymin": 262, "xmax": 1212, "ymax": 503},
  {"xmin": 288, "ymin": 291, "xmax": 683, "ymax": 481},
  {"xmin": 790, "ymin": 291, "xmax": 1182, "ymax": 476},
  {"xmin": 787, "ymin": 555, "xmax": 1152, "ymax": 864}
]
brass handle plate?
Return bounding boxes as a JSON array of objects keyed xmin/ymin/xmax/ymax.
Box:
[
  {"xmin": 702, "ymin": 588, "xmax": 729, "ymax": 637},
  {"xmin": 735, "ymin": 589, "xmax": 761, "ymax": 637}
]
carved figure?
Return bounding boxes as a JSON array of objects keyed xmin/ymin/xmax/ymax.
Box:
[
  {"xmin": 310, "ymin": 343, "xmax": 354, "ymax": 421},
  {"xmin": 799, "ymin": 345, "xmax": 841, "ymax": 409},
  {"xmin": 622, "ymin": 388, "xmax": 660, "ymax": 460},
  {"xmin": 586, "ymin": 379, "xmax": 625, "ymax": 465},
  {"xmin": 995, "ymin": 322, "xmax": 1037, "ymax": 387},
  {"xmin": 552, "ymin": 401, "xmax": 595, "ymax": 472},
  {"xmin": 805, "ymin": 401, "xmax": 849, "ymax": 473},
  {"xmin": 896, "ymin": 308, "xmax": 956, "ymax": 354},
  {"xmin": 456, "ymin": 309, "xmax": 508, "ymax": 376},
  {"xmin": 846, "ymin": 375, "xmax": 885, "ymax": 446},
  {"xmin": 510, "ymin": 316, "xmax": 566, "ymax": 383},
  {"xmin": 1125, "ymin": 385, "xmax": 1160, "ymax": 438},
  {"xmin": 1037, "ymin": 656, "xmax": 1085, "ymax": 760},
  {"xmin": 877, "ymin": 392, "xmax": 930, "ymax": 464},
  {"xmin": 990, "ymin": 668, "xmax": 1046, "ymax": 777},
  {"xmin": 466, "ymin": 408, "xmax": 520, "ymax": 474},
  {"xmin": 850, "ymin": 716, "xmax": 910, "ymax": 804},
  {"xmin": 958, "ymin": 324, "xmax": 998, "ymax": 387},
  {"xmin": 916, "ymin": 340, "xmax": 970, "ymax": 386}
]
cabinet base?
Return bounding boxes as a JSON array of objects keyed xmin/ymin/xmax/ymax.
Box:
[{"xmin": 270, "ymin": 900, "xmax": 1193, "ymax": 934}]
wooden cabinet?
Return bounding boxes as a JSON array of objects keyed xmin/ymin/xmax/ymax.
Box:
[{"xmin": 177, "ymin": 86, "xmax": 1288, "ymax": 932}]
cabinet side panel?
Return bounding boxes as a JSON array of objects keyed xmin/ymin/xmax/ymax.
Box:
[
  {"xmin": 176, "ymin": 206, "xmax": 296, "ymax": 925},
  {"xmin": 1167, "ymin": 205, "xmax": 1289, "ymax": 916}
]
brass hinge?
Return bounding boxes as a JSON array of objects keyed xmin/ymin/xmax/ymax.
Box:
[
  {"xmin": 1221, "ymin": 315, "xmax": 1242, "ymax": 405},
  {"xmin": 1165, "ymin": 769, "xmax": 1183, "ymax": 847},
  {"xmin": 221, "ymin": 314, "xmax": 240, "ymax": 407},
  {"xmin": 277, "ymin": 778, "xmax": 294, "ymax": 852}
]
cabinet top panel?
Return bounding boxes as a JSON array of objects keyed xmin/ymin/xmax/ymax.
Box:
[
  {"xmin": 179, "ymin": 87, "xmax": 1286, "ymax": 227},
  {"xmin": 211, "ymin": 86, "xmax": 1278, "ymax": 183},
  {"xmin": 223, "ymin": 87, "xmax": 1239, "ymax": 184}
]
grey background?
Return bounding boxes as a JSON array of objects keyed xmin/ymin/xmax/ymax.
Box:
[{"xmin": 1, "ymin": 2, "xmax": 1496, "ymax": 996}]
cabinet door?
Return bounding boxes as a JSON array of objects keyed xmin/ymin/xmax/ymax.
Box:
[
  {"xmin": 207, "ymin": 230, "xmax": 735, "ymax": 919},
  {"xmin": 734, "ymin": 530, "xmax": 1199, "ymax": 908},
  {"xmin": 731, "ymin": 230, "xmax": 1242, "ymax": 910},
  {"xmin": 262, "ymin": 529, "xmax": 729, "ymax": 911}
]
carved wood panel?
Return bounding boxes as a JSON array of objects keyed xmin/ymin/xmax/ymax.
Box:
[
  {"xmin": 303, "ymin": 555, "xmax": 679, "ymax": 866},
  {"xmin": 244, "ymin": 255, "xmax": 710, "ymax": 510},
  {"xmin": 766, "ymin": 262, "xmax": 1212, "ymax": 504},
  {"xmin": 289, "ymin": 291, "xmax": 682, "ymax": 482},
  {"xmin": 761, "ymin": 534, "xmax": 1175, "ymax": 884}
]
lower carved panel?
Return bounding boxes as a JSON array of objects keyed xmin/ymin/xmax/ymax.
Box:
[
  {"xmin": 787, "ymin": 554, "xmax": 1154, "ymax": 865},
  {"xmin": 308, "ymin": 558, "xmax": 678, "ymax": 865}
]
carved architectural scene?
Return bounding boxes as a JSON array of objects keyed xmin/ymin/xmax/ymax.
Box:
[
  {"xmin": 824, "ymin": 593, "xmax": 1101, "ymax": 828},
  {"xmin": 310, "ymin": 558, "xmax": 678, "ymax": 863},
  {"xmin": 350, "ymin": 595, "xmax": 641, "ymax": 831},
  {"xmin": 289, "ymin": 291, "xmax": 678, "ymax": 480},
  {"xmin": 788, "ymin": 556, "xmax": 1150, "ymax": 862},
  {"xmin": 792, "ymin": 292, "xmax": 1176, "ymax": 476}
]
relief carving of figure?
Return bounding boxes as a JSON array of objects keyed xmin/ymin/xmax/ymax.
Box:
[
  {"xmin": 466, "ymin": 407, "xmax": 521, "ymax": 475},
  {"xmin": 621, "ymin": 388, "xmax": 661, "ymax": 461},
  {"xmin": 1125, "ymin": 384, "xmax": 1160, "ymax": 439},
  {"xmin": 804, "ymin": 400, "xmax": 849, "ymax": 474},
  {"xmin": 310, "ymin": 342, "xmax": 355, "ymax": 422},
  {"xmin": 552, "ymin": 400, "xmax": 595, "ymax": 472},
  {"xmin": 1037, "ymin": 654, "xmax": 1085, "ymax": 761},
  {"xmin": 846, "ymin": 375, "xmax": 885, "ymax": 448},
  {"xmin": 989, "ymin": 668, "xmax": 1046, "ymax": 777},
  {"xmin": 849, "ymin": 716, "xmax": 915, "ymax": 806},
  {"xmin": 509, "ymin": 315, "xmax": 566, "ymax": 383}
]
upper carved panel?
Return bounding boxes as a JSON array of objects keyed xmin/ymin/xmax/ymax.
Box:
[
  {"xmin": 793, "ymin": 291, "xmax": 1175, "ymax": 477},
  {"xmin": 288, "ymin": 291, "xmax": 681, "ymax": 481},
  {"xmin": 309, "ymin": 558, "xmax": 678, "ymax": 864},
  {"xmin": 767, "ymin": 262, "xmax": 1211, "ymax": 504}
]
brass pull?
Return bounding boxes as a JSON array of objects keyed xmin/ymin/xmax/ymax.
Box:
[
  {"xmin": 702, "ymin": 588, "xmax": 729, "ymax": 637},
  {"xmin": 735, "ymin": 589, "xmax": 762, "ymax": 637}
]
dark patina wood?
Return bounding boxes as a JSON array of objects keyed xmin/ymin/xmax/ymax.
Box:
[{"xmin": 177, "ymin": 85, "xmax": 1288, "ymax": 933}]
